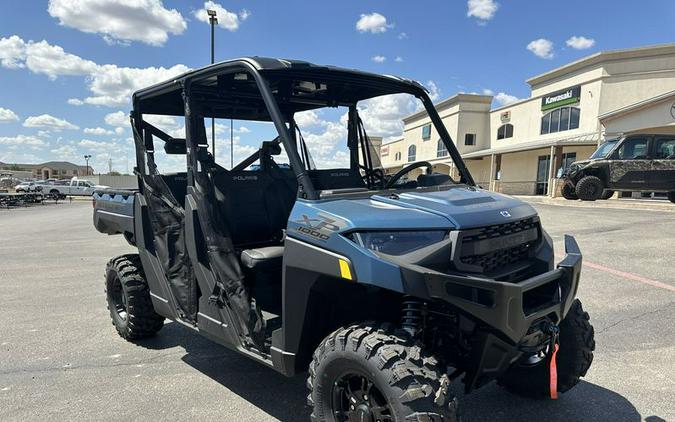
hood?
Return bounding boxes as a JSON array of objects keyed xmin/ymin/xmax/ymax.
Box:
[
  {"xmin": 310, "ymin": 186, "xmax": 537, "ymax": 231},
  {"xmin": 371, "ymin": 187, "xmax": 536, "ymax": 229}
]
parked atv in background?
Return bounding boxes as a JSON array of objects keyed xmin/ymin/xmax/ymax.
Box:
[
  {"xmin": 93, "ymin": 57, "xmax": 595, "ymax": 421},
  {"xmin": 561, "ymin": 135, "xmax": 675, "ymax": 202}
]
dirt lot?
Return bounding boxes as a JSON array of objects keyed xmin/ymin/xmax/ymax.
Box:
[{"xmin": 0, "ymin": 201, "xmax": 673, "ymax": 421}]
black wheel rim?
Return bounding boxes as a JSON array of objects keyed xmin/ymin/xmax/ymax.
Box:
[
  {"xmin": 110, "ymin": 275, "xmax": 128, "ymax": 321},
  {"xmin": 331, "ymin": 372, "xmax": 392, "ymax": 422}
]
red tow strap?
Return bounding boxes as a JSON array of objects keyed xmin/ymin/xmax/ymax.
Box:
[{"xmin": 549, "ymin": 342, "xmax": 559, "ymax": 399}]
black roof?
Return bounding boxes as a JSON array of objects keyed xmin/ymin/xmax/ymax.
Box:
[{"xmin": 133, "ymin": 57, "xmax": 428, "ymax": 120}]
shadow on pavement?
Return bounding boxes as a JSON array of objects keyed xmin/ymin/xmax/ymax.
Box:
[{"xmin": 137, "ymin": 323, "xmax": 647, "ymax": 422}]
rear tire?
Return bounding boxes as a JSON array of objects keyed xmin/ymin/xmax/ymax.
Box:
[
  {"xmin": 497, "ymin": 299, "xmax": 595, "ymax": 399},
  {"xmin": 105, "ymin": 254, "xmax": 164, "ymax": 340},
  {"xmin": 668, "ymin": 192, "xmax": 675, "ymax": 204},
  {"xmin": 600, "ymin": 190, "xmax": 615, "ymax": 200},
  {"xmin": 561, "ymin": 183, "xmax": 577, "ymax": 200},
  {"xmin": 307, "ymin": 323, "xmax": 458, "ymax": 422},
  {"xmin": 575, "ymin": 176, "xmax": 604, "ymax": 201}
]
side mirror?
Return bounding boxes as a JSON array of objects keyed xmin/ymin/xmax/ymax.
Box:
[{"xmin": 164, "ymin": 138, "xmax": 186, "ymax": 154}]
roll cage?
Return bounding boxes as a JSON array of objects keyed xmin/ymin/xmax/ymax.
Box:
[{"xmin": 131, "ymin": 57, "xmax": 475, "ymax": 199}]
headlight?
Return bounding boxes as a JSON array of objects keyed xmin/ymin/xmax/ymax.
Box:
[{"xmin": 346, "ymin": 230, "xmax": 449, "ymax": 255}]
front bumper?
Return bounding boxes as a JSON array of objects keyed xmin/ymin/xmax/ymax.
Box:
[
  {"xmin": 400, "ymin": 235, "xmax": 582, "ymax": 391},
  {"xmin": 402, "ymin": 234, "xmax": 582, "ymax": 343}
]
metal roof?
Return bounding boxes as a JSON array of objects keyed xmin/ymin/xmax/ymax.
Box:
[{"xmin": 132, "ymin": 56, "xmax": 426, "ymax": 104}]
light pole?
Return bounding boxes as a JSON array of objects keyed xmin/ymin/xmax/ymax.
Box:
[
  {"xmin": 83, "ymin": 154, "xmax": 91, "ymax": 176},
  {"xmin": 207, "ymin": 9, "xmax": 218, "ymax": 159}
]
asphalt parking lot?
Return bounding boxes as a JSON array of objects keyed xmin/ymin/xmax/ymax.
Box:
[{"xmin": 1, "ymin": 200, "xmax": 673, "ymax": 422}]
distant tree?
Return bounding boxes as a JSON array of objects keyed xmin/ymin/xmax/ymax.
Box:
[
  {"xmin": 9, "ymin": 163, "xmax": 21, "ymax": 170},
  {"xmin": 108, "ymin": 171, "xmax": 121, "ymax": 176}
]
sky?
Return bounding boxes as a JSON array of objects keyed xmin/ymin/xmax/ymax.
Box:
[{"xmin": 1, "ymin": 0, "xmax": 674, "ymax": 174}]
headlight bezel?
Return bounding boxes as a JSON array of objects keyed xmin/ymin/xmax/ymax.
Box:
[{"xmin": 345, "ymin": 229, "xmax": 450, "ymax": 256}]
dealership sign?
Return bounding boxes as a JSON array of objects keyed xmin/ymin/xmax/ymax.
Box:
[{"xmin": 541, "ymin": 85, "xmax": 581, "ymax": 111}]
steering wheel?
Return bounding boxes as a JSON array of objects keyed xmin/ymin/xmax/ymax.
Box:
[{"xmin": 385, "ymin": 161, "xmax": 433, "ymax": 189}]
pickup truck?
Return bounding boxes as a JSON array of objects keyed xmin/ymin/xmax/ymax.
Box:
[
  {"xmin": 92, "ymin": 189, "xmax": 136, "ymax": 244},
  {"xmin": 39, "ymin": 177, "xmax": 109, "ymax": 197}
]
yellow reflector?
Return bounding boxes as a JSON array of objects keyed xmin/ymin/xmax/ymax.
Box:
[{"xmin": 339, "ymin": 259, "xmax": 353, "ymax": 281}]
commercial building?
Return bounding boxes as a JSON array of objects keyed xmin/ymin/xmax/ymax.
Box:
[
  {"xmin": 0, "ymin": 161, "xmax": 92, "ymax": 180},
  {"xmin": 380, "ymin": 44, "xmax": 675, "ymax": 195}
]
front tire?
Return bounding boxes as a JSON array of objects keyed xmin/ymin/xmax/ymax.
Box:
[
  {"xmin": 497, "ymin": 299, "xmax": 595, "ymax": 399},
  {"xmin": 307, "ymin": 323, "xmax": 458, "ymax": 422},
  {"xmin": 575, "ymin": 176, "xmax": 604, "ymax": 201},
  {"xmin": 561, "ymin": 183, "xmax": 577, "ymax": 200},
  {"xmin": 668, "ymin": 191, "xmax": 675, "ymax": 204},
  {"xmin": 105, "ymin": 254, "xmax": 164, "ymax": 340},
  {"xmin": 600, "ymin": 189, "xmax": 615, "ymax": 200}
]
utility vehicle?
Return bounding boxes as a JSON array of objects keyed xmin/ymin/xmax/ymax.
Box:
[
  {"xmin": 94, "ymin": 58, "xmax": 595, "ymax": 421},
  {"xmin": 561, "ymin": 134, "xmax": 675, "ymax": 202}
]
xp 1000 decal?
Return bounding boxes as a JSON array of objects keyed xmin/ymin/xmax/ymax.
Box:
[{"xmin": 293, "ymin": 213, "xmax": 346, "ymax": 241}]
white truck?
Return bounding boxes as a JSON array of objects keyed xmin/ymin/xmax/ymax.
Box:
[{"xmin": 37, "ymin": 177, "xmax": 109, "ymax": 197}]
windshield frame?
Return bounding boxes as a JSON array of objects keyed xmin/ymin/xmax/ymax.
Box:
[{"xmin": 146, "ymin": 60, "xmax": 476, "ymax": 200}]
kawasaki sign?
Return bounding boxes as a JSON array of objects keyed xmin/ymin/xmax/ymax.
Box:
[{"xmin": 541, "ymin": 85, "xmax": 581, "ymax": 111}]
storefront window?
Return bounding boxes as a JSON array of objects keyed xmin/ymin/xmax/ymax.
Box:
[
  {"xmin": 437, "ymin": 139, "xmax": 448, "ymax": 157},
  {"xmin": 557, "ymin": 152, "xmax": 577, "ymax": 177},
  {"xmin": 541, "ymin": 107, "xmax": 580, "ymax": 135},
  {"xmin": 408, "ymin": 144, "xmax": 416, "ymax": 162}
]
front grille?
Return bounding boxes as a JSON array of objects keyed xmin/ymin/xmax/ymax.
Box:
[{"xmin": 459, "ymin": 217, "xmax": 539, "ymax": 274}]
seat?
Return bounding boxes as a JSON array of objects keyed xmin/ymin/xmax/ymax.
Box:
[
  {"xmin": 241, "ymin": 246, "xmax": 284, "ymax": 315},
  {"xmin": 241, "ymin": 246, "xmax": 284, "ymax": 270}
]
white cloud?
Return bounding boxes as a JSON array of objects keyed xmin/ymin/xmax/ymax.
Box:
[
  {"xmin": 494, "ymin": 92, "xmax": 520, "ymax": 106},
  {"xmin": 235, "ymin": 126, "xmax": 251, "ymax": 133},
  {"xmin": 356, "ymin": 12, "xmax": 392, "ymax": 34},
  {"xmin": 0, "ymin": 35, "xmax": 190, "ymax": 107},
  {"xmin": 0, "ymin": 135, "xmax": 46, "ymax": 147},
  {"xmin": 48, "ymin": 0, "xmax": 187, "ymax": 46},
  {"xmin": 358, "ymin": 94, "xmax": 419, "ymax": 141},
  {"xmin": 79, "ymin": 139, "xmax": 111, "ymax": 150},
  {"xmin": 0, "ymin": 107, "xmax": 20, "ymax": 123},
  {"xmin": 394, "ymin": 56, "xmax": 404, "ymax": 62},
  {"xmin": 425, "ymin": 80, "xmax": 441, "ymax": 101},
  {"xmin": 295, "ymin": 110, "xmax": 324, "ymax": 128},
  {"xmin": 397, "ymin": 32, "xmax": 408, "ymax": 40},
  {"xmin": 527, "ymin": 38, "xmax": 554, "ymax": 59},
  {"xmin": 482, "ymin": 88, "xmax": 494, "ymax": 96},
  {"xmin": 105, "ymin": 111, "xmax": 128, "ymax": 127},
  {"xmin": 84, "ymin": 127, "xmax": 114, "ymax": 135},
  {"xmin": 23, "ymin": 114, "xmax": 79, "ymax": 130},
  {"xmin": 25, "ymin": 40, "xmax": 99, "ymax": 80},
  {"xmin": 193, "ymin": 1, "xmax": 250, "ymax": 32},
  {"xmin": 82, "ymin": 63, "xmax": 190, "ymax": 107},
  {"xmin": 0, "ymin": 35, "xmax": 26, "ymax": 68},
  {"xmin": 467, "ymin": 0, "xmax": 499, "ymax": 22},
  {"xmin": 50, "ymin": 144, "xmax": 78, "ymax": 158},
  {"xmin": 371, "ymin": 55, "xmax": 386, "ymax": 63},
  {"xmin": 566, "ymin": 36, "xmax": 596, "ymax": 50}
]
